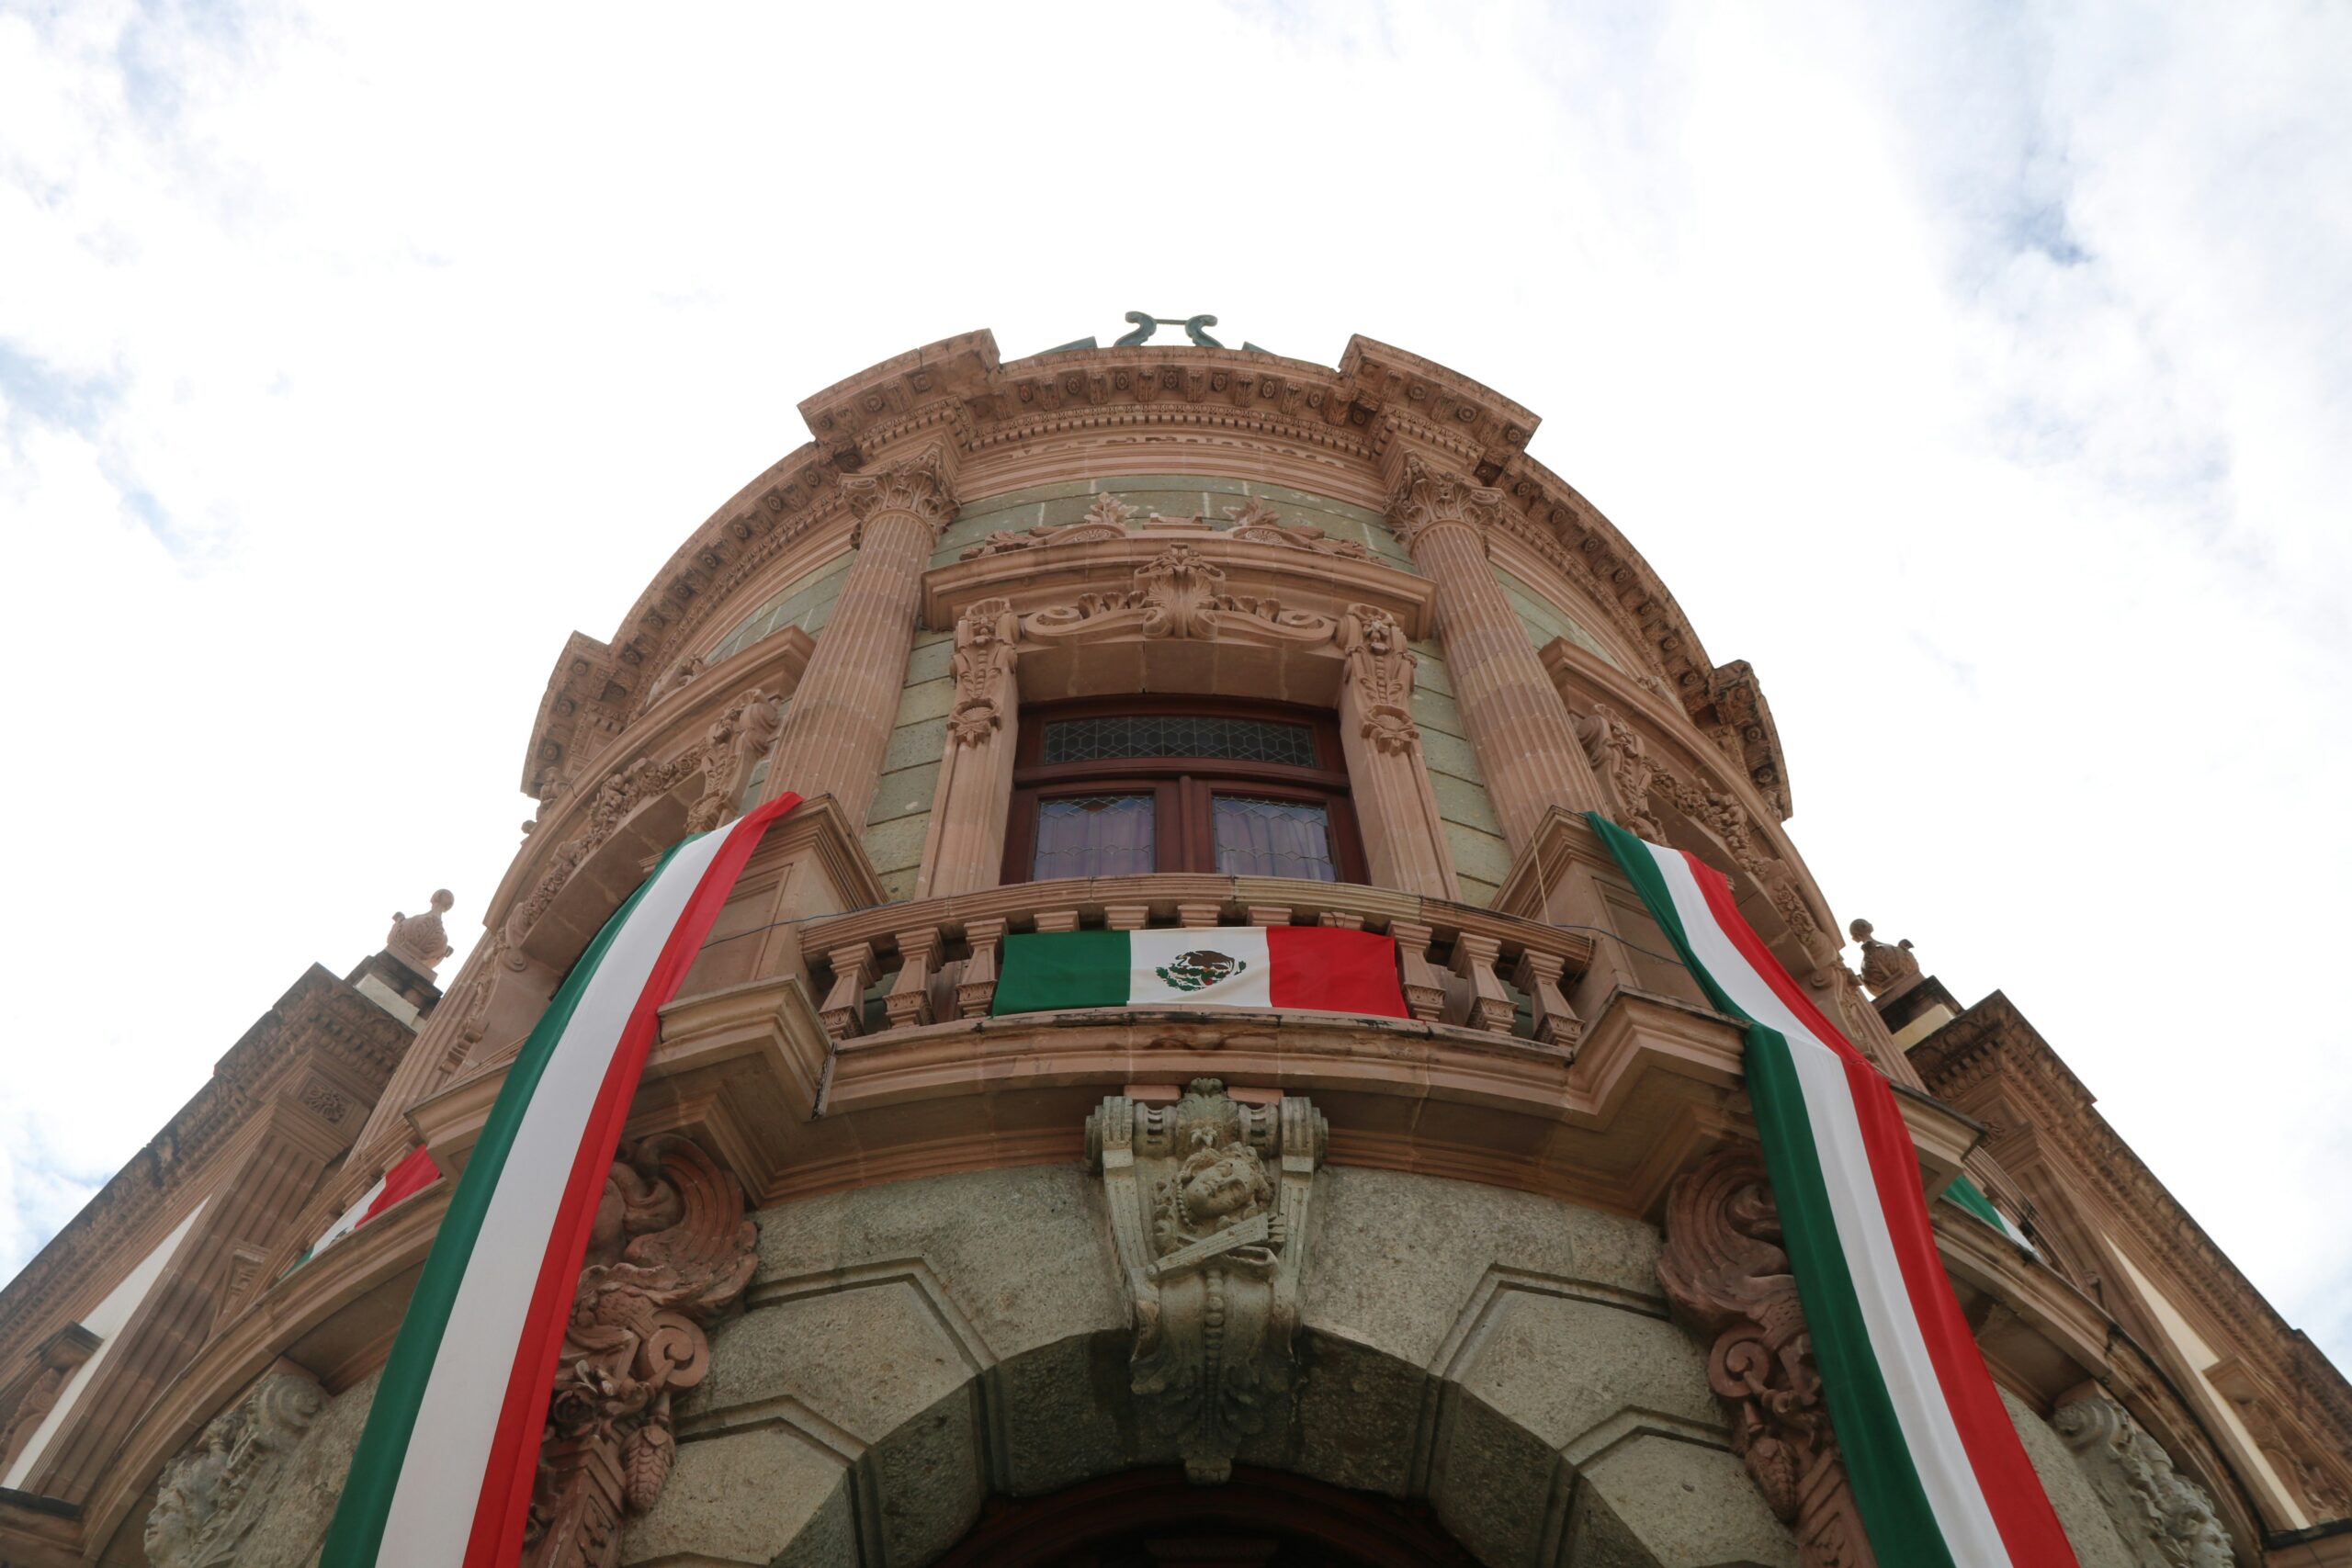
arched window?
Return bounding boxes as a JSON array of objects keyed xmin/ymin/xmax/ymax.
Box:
[{"xmin": 1004, "ymin": 699, "xmax": 1367, "ymax": 885}]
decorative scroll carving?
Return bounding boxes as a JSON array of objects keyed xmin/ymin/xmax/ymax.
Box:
[
  {"xmin": 1849, "ymin": 919, "xmax": 1921, "ymax": 999},
  {"xmin": 144, "ymin": 1370, "xmax": 327, "ymax": 1568},
  {"xmin": 842, "ymin": 445, "xmax": 954, "ymax": 547},
  {"xmin": 386, "ymin": 890, "xmax": 456, "ymax": 978},
  {"xmin": 1337, "ymin": 604, "xmax": 1421, "ymax": 756},
  {"xmin": 2052, "ymin": 1393, "xmax": 2235, "ymax": 1568},
  {"xmin": 1087, "ymin": 1078, "xmax": 1327, "ymax": 1483},
  {"xmin": 1223, "ymin": 498, "xmax": 1373, "ymax": 558},
  {"xmin": 948, "ymin": 598, "xmax": 1018, "ymax": 748},
  {"xmin": 1657, "ymin": 1150, "xmax": 1875, "ymax": 1568},
  {"xmin": 524, "ymin": 1135, "xmax": 759, "ymax": 1568},
  {"xmin": 1023, "ymin": 545, "xmax": 1339, "ymax": 649},
  {"xmin": 504, "ymin": 686, "xmax": 786, "ymax": 960},
  {"xmin": 1384, "ymin": 453, "xmax": 1502, "ymax": 553},
  {"xmin": 960, "ymin": 492, "xmax": 1385, "ymax": 563},
  {"xmin": 1571, "ymin": 703, "xmax": 1826, "ymax": 945},
  {"xmin": 643, "ymin": 654, "xmax": 704, "ymax": 709}
]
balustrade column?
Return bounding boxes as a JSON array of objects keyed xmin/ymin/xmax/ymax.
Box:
[
  {"xmin": 1385, "ymin": 455, "xmax": 1605, "ymax": 852},
  {"xmin": 760, "ymin": 446, "xmax": 956, "ymax": 837}
]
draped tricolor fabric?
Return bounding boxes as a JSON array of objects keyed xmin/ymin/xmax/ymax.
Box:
[
  {"xmin": 322, "ymin": 792, "xmax": 802, "ymax": 1568},
  {"xmin": 991, "ymin": 925, "xmax": 1408, "ymax": 1019},
  {"xmin": 290, "ymin": 1145, "xmax": 442, "ymax": 1273},
  {"xmin": 1588, "ymin": 812, "xmax": 2078, "ymax": 1568}
]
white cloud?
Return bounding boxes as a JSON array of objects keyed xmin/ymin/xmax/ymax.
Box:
[{"xmin": 2, "ymin": 0, "xmax": 2346, "ymax": 1374}]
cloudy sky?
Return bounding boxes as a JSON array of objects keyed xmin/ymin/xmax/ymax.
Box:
[{"xmin": 4, "ymin": 0, "xmax": 2347, "ymax": 1370}]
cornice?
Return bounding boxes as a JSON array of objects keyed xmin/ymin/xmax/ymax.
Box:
[{"xmin": 1913, "ymin": 992, "xmax": 2352, "ymax": 1464}]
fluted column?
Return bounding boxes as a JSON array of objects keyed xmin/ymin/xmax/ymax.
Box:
[
  {"xmin": 1385, "ymin": 454, "xmax": 1604, "ymax": 852},
  {"xmin": 761, "ymin": 446, "xmax": 956, "ymax": 837}
]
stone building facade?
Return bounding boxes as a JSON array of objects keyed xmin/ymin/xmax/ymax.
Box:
[{"xmin": 1, "ymin": 325, "xmax": 2346, "ymax": 1568}]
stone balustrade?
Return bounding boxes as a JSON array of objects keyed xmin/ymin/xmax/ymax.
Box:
[{"xmin": 797, "ymin": 874, "xmax": 1596, "ymax": 1049}]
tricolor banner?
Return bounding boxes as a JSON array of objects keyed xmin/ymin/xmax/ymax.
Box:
[
  {"xmin": 992, "ymin": 925, "xmax": 1408, "ymax": 1019},
  {"xmin": 290, "ymin": 1145, "xmax": 443, "ymax": 1273},
  {"xmin": 321, "ymin": 792, "xmax": 802, "ymax": 1568},
  {"xmin": 1588, "ymin": 812, "xmax": 2078, "ymax": 1568}
]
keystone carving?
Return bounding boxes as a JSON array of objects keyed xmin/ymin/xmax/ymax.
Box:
[
  {"xmin": 947, "ymin": 598, "xmax": 1018, "ymax": 748},
  {"xmin": 386, "ymin": 890, "xmax": 456, "ymax": 977},
  {"xmin": 842, "ymin": 445, "xmax": 955, "ymax": 547},
  {"xmin": 1657, "ymin": 1149, "xmax": 1875, "ymax": 1568},
  {"xmin": 1087, "ymin": 1078, "xmax": 1327, "ymax": 1483},
  {"xmin": 1849, "ymin": 919, "xmax": 1921, "ymax": 999},
  {"xmin": 2052, "ymin": 1393, "xmax": 2236, "ymax": 1568},
  {"xmin": 1384, "ymin": 453, "xmax": 1503, "ymax": 553},
  {"xmin": 525, "ymin": 1134, "xmax": 759, "ymax": 1568},
  {"xmin": 1336, "ymin": 604, "xmax": 1421, "ymax": 756},
  {"xmin": 144, "ymin": 1369, "xmax": 327, "ymax": 1568}
]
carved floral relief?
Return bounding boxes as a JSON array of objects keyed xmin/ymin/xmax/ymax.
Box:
[
  {"xmin": 144, "ymin": 1370, "xmax": 327, "ymax": 1568},
  {"xmin": 2052, "ymin": 1393, "xmax": 2237, "ymax": 1568}
]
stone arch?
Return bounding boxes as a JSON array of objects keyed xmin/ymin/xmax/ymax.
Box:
[{"xmin": 620, "ymin": 1163, "xmax": 1803, "ymax": 1568}]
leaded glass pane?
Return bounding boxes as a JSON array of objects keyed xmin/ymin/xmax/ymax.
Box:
[
  {"xmin": 1041, "ymin": 715, "xmax": 1317, "ymax": 767},
  {"xmin": 1211, "ymin": 795, "xmax": 1339, "ymax": 882},
  {"xmin": 1033, "ymin": 794, "xmax": 1156, "ymax": 879}
]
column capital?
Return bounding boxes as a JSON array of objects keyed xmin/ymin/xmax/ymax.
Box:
[
  {"xmin": 1384, "ymin": 452, "xmax": 1504, "ymax": 555},
  {"xmin": 843, "ymin": 443, "xmax": 957, "ymax": 546}
]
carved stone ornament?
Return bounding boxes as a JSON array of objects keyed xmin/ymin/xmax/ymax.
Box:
[
  {"xmin": 1023, "ymin": 544, "xmax": 1339, "ymax": 650},
  {"xmin": 525, "ymin": 1134, "xmax": 759, "ymax": 1568},
  {"xmin": 1849, "ymin": 919, "xmax": 1922, "ymax": 999},
  {"xmin": 1223, "ymin": 497, "xmax": 1374, "ymax": 558},
  {"xmin": 503, "ymin": 684, "xmax": 786, "ymax": 962},
  {"xmin": 842, "ymin": 445, "xmax": 954, "ymax": 547},
  {"xmin": 642, "ymin": 653, "xmax": 705, "ymax": 709},
  {"xmin": 1336, "ymin": 604, "xmax": 1421, "ymax": 756},
  {"xmin": 2052, "ymin": 1393, "xmax": 2237, "ymax": 1568},
  {"xmin": 1572, "ymin": 703, "xmax": 1826, "ymax": 945},
  {"xmin": 1087, "ymin": 1078, "xmax": 1328, "ymax": 1483},
  {"xmin": 0, "ymin": 1325, "xmax": 96, "ymax": 1475},
  {"xmin": 1657, "ymin": 1150, "xmax": 1875, "ymax": 1568},
  {"xmin": 947, "ymin": 597, "xmax": 1018, "ymax": 748},
  {"xmin": 387, "ymin": 889, "xmax": 456, "ymax": 977},
  {"xmin": 960, "ymin": 491, "xmax": 1387, "ymax": 563},
  {"xmin": 2222, "ymin": 1385, "xmax": 2352, "ymax": 1523},
  {"xmin": 1383, "ymin": 453, "xmax": 1503, "ymax": 553},
  {"xmin": 143, "ymin": 1369, "xmax": 327, "ymax": 1568}
]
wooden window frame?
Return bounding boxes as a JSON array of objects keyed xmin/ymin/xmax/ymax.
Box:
[{"xmin": 1004, "ymin": 696, "xmax": 1368, "ymax": 885}]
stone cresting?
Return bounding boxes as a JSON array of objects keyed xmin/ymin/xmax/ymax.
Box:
[
  {"xmin": 2051, "ymin": 1393, "xmax": 2236, "ymax": 1568},
  {"xmin": 1087, "ymin": 1078, "xmax": 1328, "ymax": 1484},
  {"xmin": 1657, "ymin": 1148, "xmax": 1876, "ymax": 1568},
  {"xmin": 524, "ymin": 1134, "xmax": 758, "ymax": 1568},
  {"xmin": 143, "ymin": 1369, "xmax": 327, "ymax": 1568},
  {"xmin": 385, "ymin": 890, "xmax": 456, "ymax": 978}
]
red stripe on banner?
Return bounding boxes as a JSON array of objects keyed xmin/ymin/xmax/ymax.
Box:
[
  {"xmin": 1265, "ymin": 926, "xmax": 1410, "ymax": 1018},
  {"xmin": 1679, "ymin": 851, "xmax": 2077, "ymax": 1566},
  {"xmin": 459, "ymin": 793, "xmax": 803, "ymax": 1568},
  {"xmin": 358, "ymin": 1146, "xmax": 443, "ymax": 1227}
]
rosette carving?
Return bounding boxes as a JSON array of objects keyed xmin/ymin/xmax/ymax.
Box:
[
  {"xmin": 1658, "ymin": 1150, "xmax": 1874, "ymax": 1568},
  {"xmin": 524, "ymin": 1135, "xmax": 758, "ymax": 1568}
]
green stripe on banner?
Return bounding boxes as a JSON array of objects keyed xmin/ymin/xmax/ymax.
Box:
[
  {"xmin": 1946, "ymin": 1175, "xmax": 2030, "ymax": 1248},
  {"xmin": 1583, "ymin": 812, "xmax": 1955, "ymax": 1568},
  {"xmin": 319, "ymin": 837, "xmax": 697, "ymax": 1568},
  {"xmin": 991, "ymin": 930, "xmax": 1129, "ymax": 1014}
]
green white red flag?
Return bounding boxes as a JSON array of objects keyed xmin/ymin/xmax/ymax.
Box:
[
  {"xmin": 991, "ymin": 925, "xmax": 1408, "ymax": 1019},
  {"xmin": 290, "ymin": 1145, "xmax": 442, "ymax": 1272},
  {"xmin": 321, "ymin": 792, "xmax": 802, "ymax": 1568},
  {"xmin": 1587, "ymin": 811, "xmax": 2078, "ymax": 1568}
]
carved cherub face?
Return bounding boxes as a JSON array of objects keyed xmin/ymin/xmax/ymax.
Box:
[{"xmin": 1175, "ymin": 1136, "xmax": 1271, "ymax": 1231}]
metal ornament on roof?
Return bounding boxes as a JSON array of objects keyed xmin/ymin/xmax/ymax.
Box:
[{"xmin": 1042, "ymin": 314, "xmax": 1272, "ymax": 355}]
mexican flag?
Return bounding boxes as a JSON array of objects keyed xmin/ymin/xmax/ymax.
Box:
[
  {"xmin": 1588, "ymin": 813, "xmax": 2078, "ymax": 1568},
  {"xmin": 289, "ymin": 1145, "xmax": 442, "ymax": 1272},
  {"xmin": 992, "ymin": 925, "xmax": 1408, "ymax": 1019},
  {"xmin": 321, "ymin": 792, "xmax": 803, "ymax": 1568}
]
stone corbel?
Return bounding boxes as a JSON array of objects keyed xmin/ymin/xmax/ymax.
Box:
[
  {"xmin": 523, "ymin": 1134, "xmax": 758, "ymax": 1568},
  {"xmin": 1657, "ymin": 1149, "xmax": 1876, "ymax": 1568},
  {"xmin": 1086, "ymin": 1078, "xmax": 1328, "ymax": 1483}
]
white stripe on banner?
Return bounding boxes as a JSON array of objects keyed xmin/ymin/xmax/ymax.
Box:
[
  {"xmin": 1640, "ymin": 841, "xmax": 2011, "ymax": 1566},
  {"xmin": 374, "ymin": 825, "xmax": 734, "ymax": 1566}
]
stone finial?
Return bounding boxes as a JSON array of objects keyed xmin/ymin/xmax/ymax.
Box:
[
  {"xmin": 2052, "ymin": 1393, "xmax": 2234, "ymax": 1568},
  {"xmin": 387, "ymin": 890, "xmax": 456, "ymax": 977},
  {"xmin": 1087, "ymin": 1078, "xmax": 1327, "ymax": 1483},
  {"xmin": 1848, "ymin": 919, "xmax": 1922, "ymax": 999}
]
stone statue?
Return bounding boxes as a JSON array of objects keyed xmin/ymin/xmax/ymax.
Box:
[
  {"xmin": 2052, "ymin": 1393, "xmax": 2236, "ymax": 1568},
  {"xmin": 387, "ymin": 890, "xmax": 456, "ymax": 978},
  {"xmin": 1848, "ymin": 919, "xmax": 1921, "ymax": 998},
  {"xmin": 144, "ymin": 1370, "xmax": 326, "ymax": 1568},
  {"xmin": 1088, "ymin": 1079, "xmax": 1326, "ymax": 1483}
]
